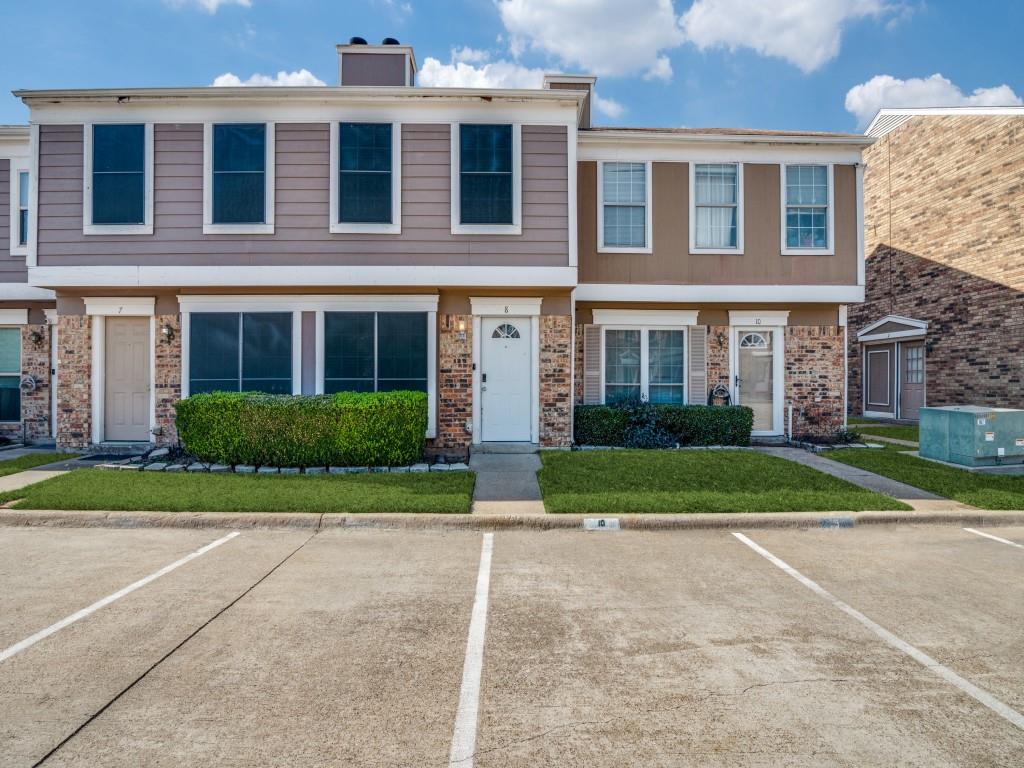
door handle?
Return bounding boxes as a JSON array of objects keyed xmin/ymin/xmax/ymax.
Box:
[
  {"xmin": 734, "ymin": 375, "xmax": 741, "ymax": 387},
  {"xmin": 482, "ymin": 373, "xmax": 487, "ymax": 383}
]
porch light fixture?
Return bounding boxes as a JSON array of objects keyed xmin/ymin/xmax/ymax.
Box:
[
  {"xmin": 28, "ymin": 329, "xmax": 45, "ymax": 346},
  {"xmin": 160, "ymin": 323, "xmax": 176, "ymax": 342},
  {"xmin": 457, "ymin": 320, "xmax": 467, "ymax": 341}
]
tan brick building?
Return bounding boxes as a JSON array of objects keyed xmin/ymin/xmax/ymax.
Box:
[{"xmin": 850, "ymin": 108, "xmax": 1024, "ymax": 419}]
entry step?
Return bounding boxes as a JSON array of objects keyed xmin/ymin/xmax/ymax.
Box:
[{"xmin": 471, "ymin": 442, "xmax": 540, "ymax": 455}]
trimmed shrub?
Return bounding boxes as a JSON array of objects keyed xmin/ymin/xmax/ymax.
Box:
[
  {"xmin": 574, "ymin": 403, "xmax": 753, "ymax": 447},
  {"xmin": 175, "ymin": 391, "xmax": 428, "ymax": 468}
]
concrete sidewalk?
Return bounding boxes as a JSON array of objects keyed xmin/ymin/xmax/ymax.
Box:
[
  {"xmin": 755, "ymin": 446, "xmax": 969, "ymax": 511},
  {"xmin": 0, "ymin": 470, "xmax": 68, "ymax": 494},
  {"xmin": 469, "ymin": 453, "xmax": 544, "ymax": 515}
]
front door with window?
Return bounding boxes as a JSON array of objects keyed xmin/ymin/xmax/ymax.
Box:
[
  {"xmin": 735, "ymin": 329, "xmax": 780, "ymax": 434},
  {"xmin": 481, "ymin": 318, "xmax": 531, "ymax": 441},
  {"xmin": 105, "ymin": 317, "xmax": 150, "ymax": 442},
  {"xmin": 900, "ymin": 342, "xmax": 925, "ymax": 420}
]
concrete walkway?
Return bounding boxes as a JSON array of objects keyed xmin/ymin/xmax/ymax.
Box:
[
  {"xmin": 755, "ymin": 446, "xmax": 971, "ymax": 511},
  {"xmin": 860, "ymin": 432, "xmax": 919, "ymax": 448},
  {"xmin": 469, "ymin": 453, "xmax": 545, "ymax": 515},
  {"xmin": 0, "ymin": 470, "xmax": 68, "ymax": 494}
]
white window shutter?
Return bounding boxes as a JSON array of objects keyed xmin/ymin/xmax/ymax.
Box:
[
  {"xmin": 583, "ymin": 325, "xmax": 602, "ymax": 404},
  {"xmin": 688, "ymin": 326, "xmax": 707, "ymax": 405}
]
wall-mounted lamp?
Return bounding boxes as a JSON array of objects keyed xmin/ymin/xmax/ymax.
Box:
[
  {"xmin": 28, "ymin": 329, "xmax": 45, "ymax": 346},
  {"xmin": 715, "ymin": 331, "xmax": 727, "ymax": 349},
  {"xmin": 160, "ymin": 323, "xmax": 176, "ymax": 343},
  {"xmin": 457, "ymin": 320, "xmax": 467, "ymax": 342}
]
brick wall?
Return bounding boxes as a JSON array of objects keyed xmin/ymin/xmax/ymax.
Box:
[
  {"xmin": 851, "ymin": 115, "xmax": 1024, "ymax": 413},
  {"xmin": 22, "ymin": 325, "xmax": 53, "ymax": 441},
  {"xmin": 539, "ymin": 315, "xmax": 572, "ymax": 447},
  {"xmin": 56, "ymin": 315, "xmax": 91, "ymax": 450},
  {"xmin": 707, "ymin": 325, "xmax": 731, "ymax": 399},
  {"xmin": 430, "ymin": 314, "xmax": 472, "ymax": 459},
  {"xmin": 154, "ymin": 314, "xmax": 181, "ymax": 446},
  {"xmin": 787, "ymin": 326, "xmax": 845, "ymax": 438}
]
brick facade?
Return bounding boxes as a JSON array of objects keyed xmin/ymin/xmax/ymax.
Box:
[
  {"xmin": 707, "ymin": 325, "xmax": 730, "ymax": 400},
  {"xmin": 154, "ymin": 314, "xmax": 181, "ymax": 447},
  {"xmin": 0, "ymin": 325, "xmax": 53, "ymax": 443},
  {"xmin": 56, "ymin": 315, "xmax": 92, "ymax": 450},
  {"xmin": 430, "ymin": 314, "xmax": 472, "ymax": 459},
  {"xmin": 539, "ymin": 315, "xmax": 572, "ymax": 447},
  {"xmin": 786, "ymin": 326, "xmax": 845, "ymax": 439},
  {"xmin": 850, "ymin": 115, "xmax": 1024, "ymax": 414}
]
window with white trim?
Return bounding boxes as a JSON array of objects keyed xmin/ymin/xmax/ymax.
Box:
[
  {"xmin": 204, "ymin": 123, "xmax": 275, "ymax": 234},
  {"xmin": 784, "ymin": 164, "xmax": 830, "ymax": 250},
  {"xmin": 459, "ymin": 124, "xmax": 513, "ymax": 225},
  {"xmin": 693, "ymin": 163, "xmax": 739, "ymax": 250},
  {"xmin": 83, "ymin": 123, "xmax": 153, "ymax": 234},
  {"xmin": 0, "ymin": 328, "xmax": 21, "ymax": 422},
  {"xmin": 189, "ymin": 312, "xmax": 292, "ymax": 395},
  {"xmin": 17, "ymin": 171, "xmax": 28, "ymax": 247},
  {"xmin": 323, "ymin": 312, "xmax": 427, "ymax": 394},
  {"xmin": 603, "ymin": 327, "xmax": 685, "ymax": 405},
  {"xmin": 600, "ymin": 162, "xmax": 648, "ymax": 250}
]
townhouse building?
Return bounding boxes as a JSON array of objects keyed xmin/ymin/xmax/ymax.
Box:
[
  {"xmin": 5, "ymin": 39, "xmax": 870, "ymax": 455},
  {"xmin": 851, "ymin": 107, "xmax": 1023, "ymax": 420}
]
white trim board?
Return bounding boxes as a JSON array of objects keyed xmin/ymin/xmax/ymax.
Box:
[
  {"xmin": 178, "ymin": 294, "xmax": 439, "ymax": 313},
  {"xmin": 592, "ymin": 309, "xmax": 698, "ymax": 326},
  {"xmin": 30, "ymin": 265, "xmax": 578, "ymax": 288},
  {"xmin": 575, "ymin": 283, "xmax": 864, "ymax": 303},
  {"xmin": 83, "ymin": 296, "xmax": 156, "ymax": 316},
  {"xmin": 0, "ymin": 284, "xmax": 55, "ymax": 301},
  {"xmin": 82, "ymin": 123, "xmax": 155, "ymax": 236},
  {"xmin": 450, "ymin": 123, "xmax": 522, "ymax": 236},
  {"xmin": 469, "ymin": 297, "xmax": 542, "ymax": 317},
  {"xmin": 857, "ymin": 314, "xmax": 928, "ymax": 341},
  {"xmin": 728, "ymin": 310, "xmax": 790, "ymax": 327},
  {"xmin": 0, "ymin": 309, "xmax": 28, "ymax": 325}
]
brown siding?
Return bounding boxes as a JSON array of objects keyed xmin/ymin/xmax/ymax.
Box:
[
  {"xmin": 0, "ymin": 159, "xmax": 28, "ymax": 283},
  {"xmin": 37, "ymin": 123, "xmax": 569, "ymax": 269},
  {"xmin": 577, "ymin": 160, "xmax": 858, "ymax": 285},
  {"xmin": 340, "ymin": 52, "xmax": 408, "ymax": 86}
]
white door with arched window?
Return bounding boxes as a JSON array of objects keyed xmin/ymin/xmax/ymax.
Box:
[
  {"xmin": 732, "ymin": 327, "xmax": 785, "ymax": 435},
  {"xmin": 481, "ymin": 317, "xmax": 532, "ymax": 441}
]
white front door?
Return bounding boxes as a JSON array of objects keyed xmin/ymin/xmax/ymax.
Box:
[
  {"xmin": 481, "ymin": 317, "xmax": 532, "ymax": 441},
  {"xmin": 733, "ymin": 327, "xmax": 784, "ymax": 435}
]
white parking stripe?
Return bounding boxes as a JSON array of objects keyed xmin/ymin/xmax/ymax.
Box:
[
  {"xmin": 733, "ymin": 532, "xmax": 1024, "ymax": 732},
  {"xmin": 964, "ymin": 528, "xmax": 1024, "ymax": 550},
  {"xmin": 0, "ymin": 531, "xmax": 239, "ymax": 665},
  {"xmin": 449, "ymin": 532, "xmax": 494, "ymax": 767}
]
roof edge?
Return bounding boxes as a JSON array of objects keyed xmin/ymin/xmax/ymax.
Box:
[
  {"xmin": 580, "ymin": 128, "xmax": 874, "ymax": 147},
  {"xmin": 866, "ymin": 106, "xmax": 1024, "ymax": 137}
]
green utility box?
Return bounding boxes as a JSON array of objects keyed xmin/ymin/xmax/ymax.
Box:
[{"xmin": 920, "ymin": 406, "xmax": 1024, "ymax": 467}]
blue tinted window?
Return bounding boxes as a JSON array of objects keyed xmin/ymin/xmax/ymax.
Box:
[
  {"xmin": 92, "ymin": 124, "xmax": 145, "ymax": 225},
  {"xmin": 459, "ymin": 125, "xmax": 512, "ymax": 225},
  {"xmin": 324, "ymin": 312, "xmax": 375, "ymax": 393},
  {"xmin": 241, "ymin": 313, "xmax": 292, "ymax": 393},
  {"xmin": 189, "ymin": 312, "xmax": 292, "ymax": 395},
  {"xmin": 323, "ymin": 312, "xmax": 427, "ymax": 394},
  {"xmin": 339, "ymin": 123, "xmax": 392, "ymax": 224},
  {"xmin": 213, "ymin": 124, "xmax": 266, "ymax": 224}
]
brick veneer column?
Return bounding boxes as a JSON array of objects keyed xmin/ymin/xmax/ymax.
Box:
[
  {"xmin": 540, "ymin": 315, "xmax": 572, "ymax": 447},
  {"xmin": 430, "ymin": 314, "xmax": 472, "ymax": 459},
  {"xmin": 22, "ymin": 325, "xmax": 53, "ymax": 441},
  {"xmin": 56, "ymin": 315, "xmax": 92, "ymax": 450},
  {"xmin": 154, "ymin": 314, "xmax": 182, "ymax": 446},
  {"xmin": 786, "ymin": 325, "xmax": 845, "ymax": 439},
  {"xmin": 707, "ymin": 325, "xmax": 731, "ymax": 398}
]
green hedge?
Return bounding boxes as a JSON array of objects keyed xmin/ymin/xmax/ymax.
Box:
[
  {"xmin": 175, "ymin": 391, "xmax": 428, "ymax": 468},
  {"xmin": 574, "ymin": 404, "xmax": 753, "ymax": 447}
]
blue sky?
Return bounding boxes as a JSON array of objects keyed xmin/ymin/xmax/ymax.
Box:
[{"xmin": 2, "ymin": 0, "xmax": 1022, "ymax": 132}]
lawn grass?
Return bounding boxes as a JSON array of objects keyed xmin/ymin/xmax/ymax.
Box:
[
  {"xmin": 537, "ymin": 450, "xmax": 910, "ymax": 514},
  {"xmin": 856, "ymin": 425, "xmax": 920, "ymax": 443},
  {"xmin": 829, "ymin": 447, "xmax": 1024, "ymax": 510},
  {"xmin": 0, "ymin": 452, "xmax": 78, "ymax": 478},
  {"xmin": 0, "ymin": 469, "xmax": 476, "ymax": 514}
]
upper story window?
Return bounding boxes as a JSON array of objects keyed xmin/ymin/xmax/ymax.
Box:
[
  {"xmin": 783, "ymin": 164, "xmax": 832, "ymax": 254},
  {"xmin": 84, "ymin": 123, "xmax": 153, "ymax": 235},
  {"xmin": 17, "ymin": 171, "xmax": 28, "ymax": 247},
  {"xmin": 330, "ymin": 122, "xmax": 401, "ymax": 234},
  {"xmin": 204, "ymin": 123, "xmax": 275, "ymax": 234},
  {"xmin": 691, "ymin": 163, "xmax": 742, "ymax": 253},
  {"xmin": 598, "ymin": 161, "xmax": 651, "ymax": 253},
  {"xmin": 451, "ymin": 124, "xmax": 521, "ymax": 235}
]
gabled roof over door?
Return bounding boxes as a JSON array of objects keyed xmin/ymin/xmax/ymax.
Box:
[{"xmin": 857, "ymin": 314, "xmax": 928, "ymax": 343}]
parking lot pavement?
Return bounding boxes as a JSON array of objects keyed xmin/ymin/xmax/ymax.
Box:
[{"xmin": 2, "ymin": 524, "xmax": 1023, "ymax": 767}]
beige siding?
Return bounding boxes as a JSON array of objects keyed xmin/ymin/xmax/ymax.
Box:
[
  {"xmin": 578, "ymin": 160, "xmax": 859, "ymax": 285},
  {"xmin": 37, "ymin": 123, "xmax": 569, "ymax": 268}
]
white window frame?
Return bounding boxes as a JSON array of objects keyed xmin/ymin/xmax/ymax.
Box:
[
  {"xmin": 780, "ymin": 162, "xmax": 834, "ymax": 256},
  {"xmin": 203, "ymin": 122, "xmax": 276, "ymax": 235},
  {"xmin": 0, "ymin": 325, "xmax": 22, "ymax": 424},
  {"xmin": 597, "ymin": 160, "xmax": 653, "ymax": 254},
  {"xmin": 450, "ymin": 123, "xmax": 522, "ymax": 236},
  {"xmin": 329, "ymin": 121, "xmax": 402, "ymax": 234},
  {"xmin": 599, "ymin": 325, "xmax": 688, "ymax": 405},
  {"xmin": 82, "ymin": 123, "xmax": 154, "ymax": 236},
  {"xmin": 689, "ymin": 161, "xmax": 744, "ymax": 255},
  {"xmin": 9, "ymin": 160, "xmax": 30, "ymax": 255}
]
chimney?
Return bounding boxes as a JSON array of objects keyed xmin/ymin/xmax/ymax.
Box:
[
  {"xmin": 337, "ymin": 37, "xmax": 417, "ymax": 87},
  {"xmin": 543, "ymin": 74, "xmax": 597, "ymax": 129}
]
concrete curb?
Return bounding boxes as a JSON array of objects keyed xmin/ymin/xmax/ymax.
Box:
[{"xmin": 1, "ymin": 508, "xmax": 1023, "ymax": 532}]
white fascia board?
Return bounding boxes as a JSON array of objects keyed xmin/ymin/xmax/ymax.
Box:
[
  {"xmin": 469, "ymin": 297, "xmax": 542, "ymax": 316},
  {"xmin": 0, "ymin": 283, "xmax": 56, "ymax": 301},
  {"xmin": 857, "ymin": 313, "xmax": 928, "ymax": 338},
  {"xmin": 866, "ymin": 106, "xmax": 1024, "ymax": 137},
  {"xmin": 579, "ymin": 142, "xmax": 864, "ymax": 165},
  {"xmin": 575, "ymin": 283, "xmax": 864, "ymax": 303},
  {"xmin": 592, "ymin": 309, "xmax": 699, "ymax": 326},
  {"xmin": 729, "ymin": 310, "xmax": 790, "ymax": 326},
  {"xmin": 83, "ymin": 296, "xmax": 156, "ymax": 316},
  {"xmin": 29, "ymin": 265, "xmax": 579, "ymax": 289},
  {"xmin": 178, "ymin": 294, "xmax": 439, "ymax": 313},
  {"xmin": 0, "ymin": 308, "xmax": 29, "ymax": 325}
]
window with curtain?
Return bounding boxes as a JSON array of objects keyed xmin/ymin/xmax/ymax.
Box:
[
  {"xmin": 459, "ymin": 124, "xmax": 513, "ymax": 225},
  {"xmin": 213, "ymin": 124, "xmax": 266, "ymax": 224},
  {"xmin": 602, "ymin": 162, "xmax": 647, "ymax": 248},
  {"xmin": 92, "ymin": 124, "xmax": 145, "ymax": 225},
  {"xmin": 694, "ymin": 163, "xmax": 738, "ymax": 249},
  {"xmin": 604, "ymin": 329, "xmax": 641, "ymax": 403},
  {"xmin": 648, "ymin": 330, "xmax": 685, "ymax": 404},
  {"xmin": 785, "ymin": 165, "xmax": 829, "ymax": 249},
  {"xmin": 0, "ymin": 328, "xmax": 21, "ymax": 422},
  {"xmin": 189, "ymin": 312, "xmax": 291, "ymax": 395},
  {"xmin": 324, "ymin": 312, "xmax": 427, "ymax": 394},
  {"xmin": 339, "ymin": 123, "xmax": 392, "ymax": 223},
  {"xmin": 603, "ymin": 327, "xmax": 686, "ymax": 404},
  {"xmin": 17, "ymin": 171, "xmax": 28, "ymax": 246}
]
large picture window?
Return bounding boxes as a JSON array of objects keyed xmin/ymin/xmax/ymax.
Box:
[
  {"xmin": 784, "ymin": 164, "xmax": 830, "ymax": 251},
  {"xmin": 600, "ymin": 162, "xmax": 649, "ymax": 250},
  {"xmin": 91, "ymin": 124, "xmax": 145, "ymax": 225},
  {"xmin": 0, "ymin": 328, "xmax": 21, "ymax": 422},
  {"xmin": 212, "ymin": 124, "xmax": 267, "ymax": 224},
  {"xmin": 604, "ymin": 327, "xmax": 685, "ymax": 405},
  {"xmin": 339, "ymin": 123, "xmax": 392, "ymax": 224},
  {"xmin": 189, "ymin": 312, "xmax": 292, "ymax": 395},
  {"xmin": 324, "ymin": 312, "xmax": 427, "ymax": 394},
  {"xmin": 459, "ymin": 124, "xmax": 513, "ymax": 225}
]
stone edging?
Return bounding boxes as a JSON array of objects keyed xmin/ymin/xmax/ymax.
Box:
[{"xmin": 1, "ymin": 509, "xmax": 1022, "ymax": 532}]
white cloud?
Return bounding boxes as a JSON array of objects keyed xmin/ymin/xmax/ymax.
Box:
[
  {"xmin": 680, "ymin": 0, "xmax": 894, "ymax": 73},
  {"xmin": 211, "ymin": 69, "xmax": 326, "ymax": 87},
  {"xmin": 165, "ymin": 0, "xmax": 251, "ymax": 12},
  {"xmin": 418, "ymin": 56, "xmax": 545, "ymax": 89},
  {"xmin": 845, "ymin": 73, "xmax": 1023, "ymax": 127},
  {"xmin": 451, "ymin": 46, "xmax": 490, "ymax": 64},
  {"xmin": 496, "ymin": 0, "xmax": 684, "ymax": 80},
  {"xmin": 592, "ymin": 92, "xmax": 625, "ymax": 120}
]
